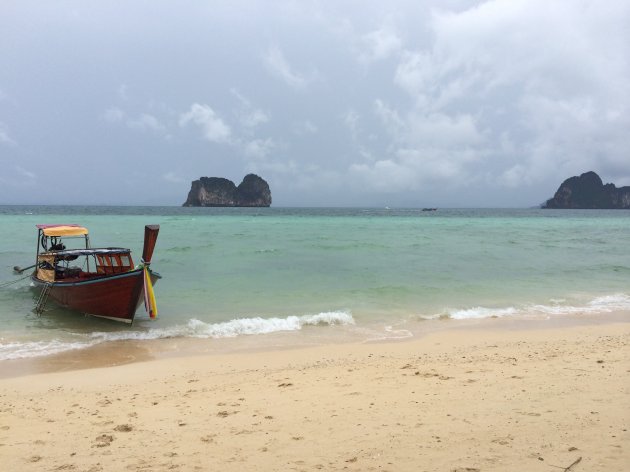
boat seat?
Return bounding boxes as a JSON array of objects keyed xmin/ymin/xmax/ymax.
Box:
[{"xmin": 56, "ymin": 266, "xmax": 82, "ymax": 279}]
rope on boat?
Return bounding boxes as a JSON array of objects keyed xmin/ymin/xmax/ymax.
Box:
[{"xmin": 0, "ymin": 274, "xmax": 31, "ymax": 289}]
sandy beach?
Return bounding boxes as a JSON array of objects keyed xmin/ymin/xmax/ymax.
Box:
[{"xmin": 1, "ymin": 319, "xmax": 628, "ymax": 472}]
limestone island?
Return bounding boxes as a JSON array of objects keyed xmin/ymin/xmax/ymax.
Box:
[
  {"xmin": 543, "ymin": 171, "xmax": 630, "ymax": 209},
  {"xmin": 183, "ymin": 174, "xmax": 272, "ymax": 207}
]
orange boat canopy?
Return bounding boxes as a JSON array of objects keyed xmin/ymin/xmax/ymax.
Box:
[{"xmin": 37, "ymin": 224, "xmax": 89, "ymax": 237}]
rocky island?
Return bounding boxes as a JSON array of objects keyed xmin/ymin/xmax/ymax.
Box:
[
  {"xmin": 183, "ymin": 174, "xmax": 272, "ymax": 207},
  {"xmin": 543, "ymin": 171, "xmax": 630, "ymax": 209}
]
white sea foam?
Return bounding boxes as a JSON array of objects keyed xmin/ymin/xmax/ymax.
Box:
[
  {"xmin": 437, "ymin": 293, "xmax": 630, "ymax": 321},
  {"xmin": 532, "ymin": 294, "xmax": 630, "ymax": 315},
  {"xmin": 448, "ymin": 306, "xmax": 518, "ymax": 320},
  {"xmin": 0, "ymin": 339, "xmax": 92, "ymax": 360},
  {"xmin": 0, "ymin": 311, "xmax": 355, "ymax": 360},
  {"xmin": 90, "ymin": 311, "xmax": 355, "ymax": 342},
  {"xmin": 364, "ymin": 325, "xmax": 413, "ymax": 342}
]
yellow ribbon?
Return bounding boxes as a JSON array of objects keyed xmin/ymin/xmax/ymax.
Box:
[{"xmin": 143, "ymin": 266, "xmax": 158, "ymax": 319}]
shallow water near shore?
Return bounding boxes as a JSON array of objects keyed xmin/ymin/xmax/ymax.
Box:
[{"xmin": 1, "ymin": 206, "xmax": 629, "ymax": 363}]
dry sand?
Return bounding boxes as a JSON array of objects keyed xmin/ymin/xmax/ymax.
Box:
[{"xmin": 0, "ymin": 320, "xmax": 628, "ymax": 471}]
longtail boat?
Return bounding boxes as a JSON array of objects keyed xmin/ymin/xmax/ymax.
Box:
[{"xmin": 29, "ymin": 224, "xmax": 160, "ymax": 324}]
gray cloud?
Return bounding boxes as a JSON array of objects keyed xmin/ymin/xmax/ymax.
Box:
[
  {"xmin": 345, "ymin": 0, "xmax": 630, "ymax": 201},
  {"xmin": 0, "ymin": 0, "xmax": 628, "ymax": 205}
]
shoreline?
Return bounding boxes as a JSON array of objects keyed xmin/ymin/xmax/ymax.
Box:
[
  {"xmin": 1, "ymin": 310, "xmax": 628, "ymax": 379},
  {"xmin": 1, "ymin": 318, "xmax": 628, "ymax": 471}
]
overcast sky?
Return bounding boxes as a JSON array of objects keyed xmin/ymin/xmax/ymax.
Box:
[{"xmin": 1, "ymin": 1, "xmax": 629, "ymax": 207}]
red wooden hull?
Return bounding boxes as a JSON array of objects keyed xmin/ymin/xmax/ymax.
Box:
[{"xmin": 31, "ymin": 269, "xmax": 160, "ymax": 323}]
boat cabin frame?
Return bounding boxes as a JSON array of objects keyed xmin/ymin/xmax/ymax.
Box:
[{"xmin": 35, "ymin": 224, "xmax": 135, "ymax": 283}]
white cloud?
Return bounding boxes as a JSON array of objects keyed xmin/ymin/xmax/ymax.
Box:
[
  {"xmin": 179, "ymin": 103, "xmax": 231, "ymax": 143},
  {"xmin": 347, "ymin": 0, "xmax": 630, "ymax": 195},
  {"xmin": 118, "ymin": 84, "xmax": 129, "ymax": 101},
  {"xmin": 127, "ymin": 113, "xmax": 165, "ymax": 132},
  {"xmin": 292, "ymin": 120, "xmax": 318, "ymax": 135},
  {"xmin": 499, "ymin": 164, "xmax": 527, "ymax": 188},
  {"xmin": 15, "ymin": 165, "xmax": 36, "ymax": 180},
  {"xmin": 2, "ymin": 1, "xmax": 629, "ymax": 205},
  {"xmin": 244, "ymin": 138, "xmax": 275, "ymax": 159},
  {"xmin": 263, "ymin": 46, "xmax": 308, "ymax": 89},
  {"xmin": 343, "ymin": 110, "xmax": 360, "ymax": 139},
  {"xmin": 241, "ymin": 109, "xmax": 269, "ymax": 128},
  {"xmin": 373, "ymin": 99, "xmax": 405, "ymax": 135},
  {"xmin": 103, "ymin": 107, "xmax": 125, "ymax": 123},
  {"xmin": 0, "ymin": 122, "xmax": 17, "ymax": 146},
  {"xmin": 104, "ymin": 108, "xmax": 165, "ymax": 133},
  {"xmin": 349, "ymin": 159, "xmax": 416, "ymax": 192},
  {"xmin": 231, "ymin": 89, "xmax": 270, "ymax": 128},
  {"xmin": 359, "ymin": 25, "xmax": 402, "ymax": 63},
  {"xmin": 405, "ymin": 112, "xmax": 484, "ymax": 149},
  {"xmin": 162, "ymin": 172, "xmax": 185, "ymax": 183},
  {"xmin": 343, "ymin": 109, "xmax": 376, "ymax": 162}
]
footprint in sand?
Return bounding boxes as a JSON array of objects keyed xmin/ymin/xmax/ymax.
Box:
[
  {"xmin": 93, "ymin": 434, "xmax": 114, "ymax": 448},
  {"xmin": 491, "ymin": 435, "xmax": 514, "ymax": 446},
  {"xmin": 114, "ymin": 424, "xmax": 133, "ymax": 432}
]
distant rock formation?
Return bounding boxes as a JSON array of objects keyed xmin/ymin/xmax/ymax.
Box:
[
  {"xmin": 543, "ymin": 171, "xmax": 630, "ymax": 209},
  {"xmin": 183, "ymin": 174, "xmax": 272, "ymax": 207}
]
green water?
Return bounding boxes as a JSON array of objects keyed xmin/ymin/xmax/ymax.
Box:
[{"xmin": 0, "ymin": 207, "xmax": 629, "ymax": 359}]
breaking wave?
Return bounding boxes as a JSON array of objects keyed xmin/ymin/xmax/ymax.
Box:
[
  {"xmin": 0, "ymin": 311, "xmax": 355, "ymax": 361},
  {"xmin": 0, "ymin": 339, "xmax": 90, "ymax": 361},
  {"xmin": 431, "ymin": 293, "xmax": 630, "ymax": 320}
]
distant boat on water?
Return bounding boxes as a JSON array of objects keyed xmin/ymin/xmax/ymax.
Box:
[{"xmin": 422, "ymin": 208, "xmax": 437, "ymax": 212}]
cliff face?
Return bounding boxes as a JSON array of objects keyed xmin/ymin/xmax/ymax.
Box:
[
  {"xmin": 543, "ymin": 171, "xmax": 630, "ymax": 209},
  {"xmin": 183, "ymin": 174, "xmax": 272, "ymax": 207},
  {"xmin": 235, "ymin": 174, "xmax": 272, "ymax": 207}
]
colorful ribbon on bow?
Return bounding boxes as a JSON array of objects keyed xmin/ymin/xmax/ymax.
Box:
[{"xmin": 143, "ymin": 265, "xmax": 158, "ymax": 319}]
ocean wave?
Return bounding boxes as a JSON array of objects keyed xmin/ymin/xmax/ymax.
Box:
[
  {"xmin": 533, "ymin": 294, "xmax": 630, "ymax": 315},
  {"xmin": 0, "ymin": 311, "xmax": 354, "ymax": 361},
  {"xmin": 90, "ymin": 311, "xmax": 355, "ymax": 342},
  {"xmin": 254, "ymin": 248, "xmax": 280, "ymax": 254},
  {"xmin": 0, "ymin": 339, "xmax": 91, "ymax": 360},
  {"xmin": 431, "ymin": 293, "xmax": 630, "ymax": 320},
  {"xmin": 446, "ymin": 306, "xmax": 518, "ymax": 320}
]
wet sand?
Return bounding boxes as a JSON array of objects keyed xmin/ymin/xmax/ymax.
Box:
[{"xmin": 1, "ymin": 319, "xmax": 628, "ymax": 471}]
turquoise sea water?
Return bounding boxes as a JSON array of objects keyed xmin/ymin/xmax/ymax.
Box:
[{"xmin": 0, "ymin": 206, "xmax": 629, "ymax": 360}]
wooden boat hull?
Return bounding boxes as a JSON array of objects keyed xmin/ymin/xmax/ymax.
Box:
[{"xmin": 31, "ymin": 269, "xmax": 160, "ymax": 323}]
